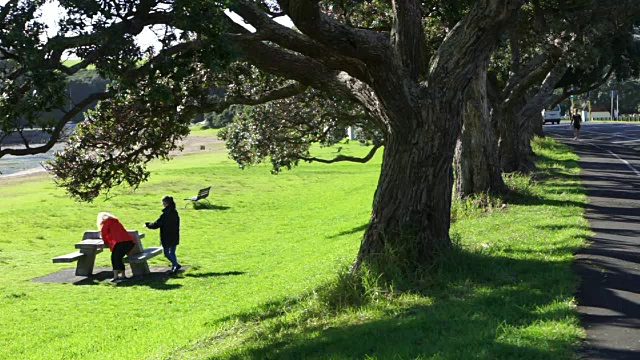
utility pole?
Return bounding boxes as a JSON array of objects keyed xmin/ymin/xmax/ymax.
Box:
[
  {"xmin": 617, "ymin": 91, "xmax": 620, "ymax": 120},
  {"xmin": 611, "ymin": 90, "xmax": 615, "ymax": 121}
]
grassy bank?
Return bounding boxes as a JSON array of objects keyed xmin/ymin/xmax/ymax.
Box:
[{"xmin": 0, "ymin": 137, "xmax": 588, "ymax": 359}]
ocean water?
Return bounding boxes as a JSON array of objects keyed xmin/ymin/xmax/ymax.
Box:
[{"xmin": 0, "ymin": 144, "xmax": 65, "ymax": 176}]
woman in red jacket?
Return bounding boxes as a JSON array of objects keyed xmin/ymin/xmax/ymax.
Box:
[{"xmin": 97, "ymin": 212, "xmax": 136, "ymax": 282}]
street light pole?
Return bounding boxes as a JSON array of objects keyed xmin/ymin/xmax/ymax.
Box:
[
  {"xmin": 617, "ymin": 92, "xmax": 620, "ymax": 120},
  {"xmin": 611, "ymin": 90, "xmax": 615, "ymax": 121}
]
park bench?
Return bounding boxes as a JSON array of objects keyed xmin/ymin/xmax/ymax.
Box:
[
  {"xmin": 52, "ymin": 230, "xmax": 163, "ymax": 277},
  {"xmin": 184, "ymin": 186, "xmax": 211, "ymax": 207}
]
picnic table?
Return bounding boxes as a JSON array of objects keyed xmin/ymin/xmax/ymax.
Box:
[{"xmin": 52, "ymin": 230, "xmax": 163, "ymax": 277}]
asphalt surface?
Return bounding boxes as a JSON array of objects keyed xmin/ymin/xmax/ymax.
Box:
[{"xmin": 547, "ymin": 122, "xmax": 640, "ymax": 359}]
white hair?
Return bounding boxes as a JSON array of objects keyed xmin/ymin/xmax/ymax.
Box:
[{"xmin": 96, "ymin": 212, "xmax": 117, "ymax": 229}]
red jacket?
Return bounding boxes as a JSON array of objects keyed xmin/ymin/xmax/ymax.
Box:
[{"xmin": 101, "ymin": 218, "xmax": 135, "ymax": 251}]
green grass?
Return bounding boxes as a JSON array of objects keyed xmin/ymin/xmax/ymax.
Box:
[
  {"xmin": 0, "ymin": 137, "xmax": 588, "ymax": 359},
  {"xmin": 189, "ymin": 126, "xmax": 222, "ymax": 136}
]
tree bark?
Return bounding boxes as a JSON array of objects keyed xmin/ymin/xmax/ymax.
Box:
[
  {"xmin": 532, "ymin": 112, "xmax": 544, "ymax": 137},
  {"xmin": 497, "ymin": 102, "xmax": 536, "ymax": 173},
  {"xmin": 354, "ymin": 117, "xmax": 457, "ymax": 271},
  {"xmin": 455, "ymin": 63, "xmax": 507, "ymax": 198},
  {"xmin": 349, "ymin": 0, "xmax": 524, "ymax": 274}
]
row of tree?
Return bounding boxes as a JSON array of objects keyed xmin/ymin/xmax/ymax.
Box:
[{"xmin": 1, "ymin": 0, "xmax": 639, "ymax": 278}]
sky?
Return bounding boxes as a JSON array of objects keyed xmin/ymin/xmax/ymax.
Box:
[{"xmin": 0, "ymin": 0, "xmax": 294, "ymax": 60}]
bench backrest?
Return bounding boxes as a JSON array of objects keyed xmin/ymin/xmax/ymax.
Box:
[{"xmin": 197, "ymin": 187, "xmax": 211, "ymax": 200}]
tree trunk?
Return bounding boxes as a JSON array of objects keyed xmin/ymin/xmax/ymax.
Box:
[
  {"xmin": 349, "ymin": 0, "xmax": 524, "ymax": 275},
  {"xmin": 532, "ymin": 112, "xmax": 544, "ymax": 137},
  {"xmin": 497, "ymin": 104, "xmax": 536, "ymax": 173},
  {"xmin": 353, "ymin": 125, "xmax": 457, "ymax": 273},
  {"xmin": 455, "ymin": 63, "xmax": 507, "ymax": 198}
]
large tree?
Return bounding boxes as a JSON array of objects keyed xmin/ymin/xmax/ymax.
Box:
[
  {"xmin": 455, "ymin": 60, "xmax": 507, "ymax": 198},
  {"xmin": 490, "ymin": 0, "xmax": 640, "ymax": 172},
  {"xmin": 0, "ymin": 0, "xmax": 524, "ymax": 274}
]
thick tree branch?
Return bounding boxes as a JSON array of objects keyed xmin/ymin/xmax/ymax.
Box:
[
  {"xmin": 391, "ymin": 0, "xmax": 424, "ymax": 80},
  {"xmin": 129, "ymin": 41, "xmax": 201, "ymax": 78},
  {"xmin": 217, "ymin": 32, "xmax": 389, "ymax": 131},
  {"xmin": 300, "ymin": 143, "xmax": 382, "ymax": 164},
  {"xmin": 229, "ymin": 1, "xmax": 370, "ymax": 81},
  {"xmin": 567, "ymin": 66, "xmax": 615, "ymax": 97},
  {"xmin": 501, "ymin": 56, "xmax": 557, "ymax": 111},
  {"xmin": 45, "ymin": 12, "xmax": 175, "ymax": 75},
  {"xmin": 547, "ymin": 66, "xmax": 614, "ymax": 108},
  {"xmin": 503, "ymin": 54, "xmax": 547, "ymax": 97},
  {"xmin": 517, "ymin": 65, "xmax": 568, "ymax": 120},
  {"xmin": 508, "ymin": 22, "xmax": 521, "ymax": 76},
  {"xmin": 277, "ymin": 0, "xmax": 391, "ymax": 63},
  {"xmin": 191, "ymin": 82, "xmax": 309, "ymax": 114},
  {"xmin": 0, "ymin": 92, "xmax": 109, "ymax": 157},
  {"xmin": 428, "ymin": 0, "xmax": 524, "ymax": 95},
  {"xmin": 234, "ymin": 38, "xmax": 365, "ymax": 104}
]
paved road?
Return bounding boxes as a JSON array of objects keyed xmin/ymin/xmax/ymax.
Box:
[{"xmin": 547, "ymin": 122, "xmax": 640, "ymax": 359}]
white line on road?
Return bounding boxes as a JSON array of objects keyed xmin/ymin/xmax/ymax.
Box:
[
  {"xmin": 589, "ymin": 143, "xmax": 640, "ymax": 177},
  {"xmin": 579, "ymin": 130, "xmax": 636, "ymax": 139},
  {"xmin": 549, "ymin": 123, "xmax": 640, "ymax": 177},
  {"xmin": 612, "ymin": 139, "xmax": 640, "ymax": 144},
  {"xmin": 546, "ymin": 129, "xmax": 640, "ymax": 176}
]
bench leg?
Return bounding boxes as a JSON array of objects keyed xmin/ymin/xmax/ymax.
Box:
[
  {"xmin": 130, "ymin": 261, "xmax": 150, "ymax": 277},
  {"xmin": 75, "ymin": 253, "xmax": 97, "ymax": 276}
]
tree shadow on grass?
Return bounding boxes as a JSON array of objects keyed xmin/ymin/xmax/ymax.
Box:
[
  {"xmin": 71, "ymin": 270, "xmax": 182, "ymax": 290},
  {"xmin": 193, "ymin": 246, "xmax": 588, "ymax": 359},
  {"xmin": 504, "ymin": 190, "xmax": 586, "ymax": 208},
  {"xmin": 184, "ymin": 271, "xmax": 246, "ymax": 278},
  {"xmin": 535, "ymin": 224, "xmax": 590, "ymax": 232},
  {"xmin": 190, "ymin": 202, "xmax": 231, "ymax": 211},
  {"xmin": 328, "ymin": 224, "xmax": 368, "ymax": 239}
]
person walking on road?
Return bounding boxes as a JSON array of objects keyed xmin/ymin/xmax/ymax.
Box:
[
  {"xmin": 98, "ymin": 212, "xmax": 136, "ymax": 283},
  {"xmin": 571, "ymin": 109, "xmax": 582, "ymax": 140},
  {"xmin": 145, "ymin": 196, "xmax": 182, "ymax": 273}
]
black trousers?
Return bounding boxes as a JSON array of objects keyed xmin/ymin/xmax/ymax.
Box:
[{"xmin": 111, "ymin": 241, "xmax": 135, "ymax": 271}]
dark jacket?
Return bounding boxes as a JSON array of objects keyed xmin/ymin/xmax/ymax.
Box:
[{"xmin": 147, "ymin": 206, "xmax": 180, "ymax": 247}]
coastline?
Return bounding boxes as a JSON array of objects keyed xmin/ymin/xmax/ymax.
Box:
[{"xmin": 0, "ymin": 133, "xmax": 225, "ymax": 182}]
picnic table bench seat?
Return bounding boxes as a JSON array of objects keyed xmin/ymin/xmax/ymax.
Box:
[
  {"xmin": 52, "ymin": 251, "xmax": 87, "ymax": 263},
  {"xmin": 52, "ymin": 229, "xmax": 162, "ymax": 277},
  {"xmin": 124, "ymin": 247, "xmax": 163, "ymax": 263}
]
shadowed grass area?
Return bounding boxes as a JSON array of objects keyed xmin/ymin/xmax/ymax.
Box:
[
  {"xmin": 158, "ymin": 137, "xmax": 590, "ymax": 360},
  {"xmin": 0, "ymin": 136, "xmax": 588, "ymax": 359}
]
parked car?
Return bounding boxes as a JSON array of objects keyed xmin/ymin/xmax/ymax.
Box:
[{"xmin": 542, "ymin": 105, "xmax": 563, "ymax": 125}]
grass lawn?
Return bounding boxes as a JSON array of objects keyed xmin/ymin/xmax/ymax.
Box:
[
  {"xmin": 0, "ymin": 136, "xmax": 588, "ymax": 359},
  {"xmin": 189, "ymin": 126, "xmax": 222, "ymax": 136}
]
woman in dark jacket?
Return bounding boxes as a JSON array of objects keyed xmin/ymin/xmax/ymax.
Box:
[{"xmin": 145, "ymin": 196, "xmax": 181, "ymax": 272}]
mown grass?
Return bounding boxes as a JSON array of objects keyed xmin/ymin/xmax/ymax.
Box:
[
  {"xmin": 189, "ymin": 126, "xmax": 222, "ymax": 136},
  {"xmin": 0, "ymin": 136, "xmax": 588, "ymax": 359}
]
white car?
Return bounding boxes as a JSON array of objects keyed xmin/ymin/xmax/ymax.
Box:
[{"xmin": 542, "ymin": 105, "xmax": 563, "ymax": 125}]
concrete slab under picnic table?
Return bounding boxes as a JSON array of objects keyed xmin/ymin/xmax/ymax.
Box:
[{"xmin": 31, "ymin": 266, "xmax": 189, "ymax": 285}]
